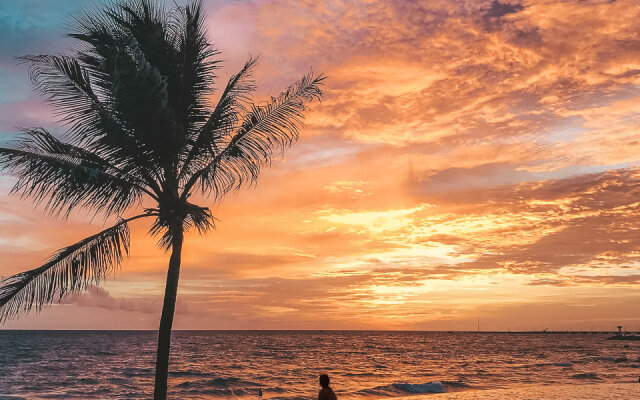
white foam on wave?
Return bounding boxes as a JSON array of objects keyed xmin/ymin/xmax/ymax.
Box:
[
  {"xmin": 394, "ymin": 381, "xmax": 447, "ymax": 394},
  {"xmin": 554, "ymin": 362, "xmax": 573, "ymax": 367}
]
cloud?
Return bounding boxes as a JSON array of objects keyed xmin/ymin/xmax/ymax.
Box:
[
  {"xmin": 416, "ymin": 162, "xmax": 534, "ymax": 193},
  {"xmin": 404, "ymin": 168, "xmax": 640, "ymax": 276},
  {"xmin": 64, "ymin": 286, "xmax": 191, "ymax": 315},
  {"xmin": 483, "ymin": 0, "xmax": 524, "ymax": 19}
]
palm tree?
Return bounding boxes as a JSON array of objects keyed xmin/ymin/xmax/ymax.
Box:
[{"xmin": 0, "ymin": 0, "xmax": 324, "ymax": 398}]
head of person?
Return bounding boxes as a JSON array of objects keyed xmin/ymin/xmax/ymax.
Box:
[{"xmin": 319, "ymin": 374, "xmax": 330, "ymax": 388}]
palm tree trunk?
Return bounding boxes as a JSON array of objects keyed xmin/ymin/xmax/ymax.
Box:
[{"xmin": 153, "ymin": 227, "xmax": 184, "ymax": 400}]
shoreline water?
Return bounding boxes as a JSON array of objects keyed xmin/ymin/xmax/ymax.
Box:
[
  {"xmin": 397, "ymin": 382, "xmax": 640, "ymax": 400},
  {"xmin": 2, "ymin": 383, "xmax": 639, "ymax": 400}
]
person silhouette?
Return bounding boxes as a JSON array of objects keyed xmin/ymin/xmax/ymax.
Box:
[{"xmin": 317, "ymin": 374, "xmax": 337, "ymax": 400}]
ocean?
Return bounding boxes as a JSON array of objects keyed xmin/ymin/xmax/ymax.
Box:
[{"xmin": 0, "ymin": 331, "xmax": 639, "ymax": 399}]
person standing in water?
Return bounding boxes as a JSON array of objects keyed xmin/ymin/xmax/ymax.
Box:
[{"xmin": 318, "ymin": 374, "xmax": 338, "ymax": 400}]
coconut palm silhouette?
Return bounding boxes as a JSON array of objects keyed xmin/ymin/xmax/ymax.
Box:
[{"xmin": 0, "ymin": 0, "xmax": 324, "ymax": 398}]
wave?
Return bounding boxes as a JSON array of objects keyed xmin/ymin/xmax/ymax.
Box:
[
  {"xmin": 120, "ymin": 367, "xmax": 154, "ymax": 377},
  {"xmin": 359, "ymin": 380, "xmax": 471, "ymax": 397},
  {"xmin": 206, "ymin": 377, "xmax": 261, "ymax": 388},
  {"xmin": 532, "ymin": 361, "xmax": 573, "ymax": 367},
  {"xmin": 178, "ymin": 388, "xmax": 246, "ymax": 397},
  {"xmin": 395, "ymin": 382, "xmax": 447, "ymax": 394},
  {"xmin": 173, "ymin": 376, "xmax": 273, "ymax": 398},
  {"xmin": 175, "ymin": 376, "xmax": 261, "ymax": 388},
  {"xmin": 572, "ymin": 372, "xmax": 601, "ymax": 380},
  {"xmin": 554, "ymin": 362, "xmax": 573, "ymax": 367},
  {"xmin": 176, "ymin": 386, "xmax": 289, "ymax": 398},
  {"xmin": 169, "ymin": 369, "xmax": 213, "ymax": 378},
  {"xmin": 343, "ymin": 372, "xmax": 377, "ymax": 377},
  {"xmin": 90, "ymin": 351, "xmax": 118, "ymax": 357}
]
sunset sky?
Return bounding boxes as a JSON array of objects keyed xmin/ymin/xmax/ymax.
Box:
[{"xmin": 1, "ymin": 0, "xmax": 640, "ymax": 331}]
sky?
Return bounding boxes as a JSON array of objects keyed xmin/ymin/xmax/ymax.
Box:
[{"xmin": 1, "ymin": 0, "xmax": 640, "ymax": 331}]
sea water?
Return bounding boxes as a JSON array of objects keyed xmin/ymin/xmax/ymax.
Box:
[{"xmin": 0, "ymin": 331, "xmax": 639, "ymax": 399}]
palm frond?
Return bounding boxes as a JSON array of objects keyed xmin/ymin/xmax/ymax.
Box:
[
  {"xmin": 179, "ymin": 56, "xmax": 258, "ymax": 181},
  {"xmin": 18, "ymin": 54, "xmax": 163, "ymax": 192},
  {"xmin": 68, "ymin": 1, "xmax": 181, "ymax": 164},
  {"xmin": 19, "ymin": 53, "xmax": 113, "ymax": 144},
  {"xmin": 0, "ymin": 130, "xmax": 145, "ymax": 217},
  {"xmin": 182, "ymin": 71, "xmax": 325, "ymax": 199},
  {"xmin": 70, "ymin": 0, "xmax": 221, "ymax": 166},
  {"xmin": 169, "ymin": 0, "xmax": 221, "ymax": 132},
  {"xmin": 20, "ymin": 127, "xmax": 155, "ymax": 197},
  {"xmin": 0, "ymin": 218, "xmax": 136, "ymax": 323}
]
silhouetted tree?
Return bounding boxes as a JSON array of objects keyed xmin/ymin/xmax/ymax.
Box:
[{"xmin": 0, "ymin": 1, "xmax": 324, "ymax": 398}]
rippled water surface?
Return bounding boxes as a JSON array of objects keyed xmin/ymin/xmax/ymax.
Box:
[{"xmin": 0, "ymin": 331, "xmax": 639, "ymax": 399}]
